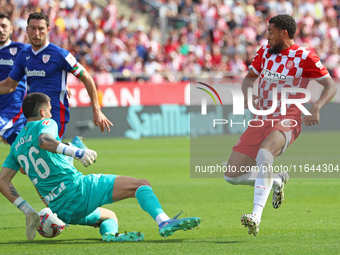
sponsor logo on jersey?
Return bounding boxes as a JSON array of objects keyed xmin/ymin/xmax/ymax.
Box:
[
  {"xmin": 26, "ymin": 56, "xmax": 30, "ymax": 60},
  {"xmin": 43, "ymin": 54, "xmax": 50, "ymax": 63},
  {"xmin": 0, "ymin": 58, "xmax": 14, "ymax": 66},
  {"xmin": 285, "ymin": 59, "xmax": 294, "ymax": 69},
  {"xmin": 261, "ymin": 68, "xmax": 287, "ymax": 83},
  {"xmin": 9, "ymin": 47, "xmax": 17, "ymax": 55},
  {"xmin": 315, "ymin": 61, "xmax": 323, "ymax": 68},
  {"xmin": 42, "ymin": 120, "xmax": 50, "ymax": 125},
  {"xmin": 25, "ymin": 67, "xmax": 46, "ymax": 77}
]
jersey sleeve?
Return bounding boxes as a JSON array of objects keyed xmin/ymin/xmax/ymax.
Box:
[
  {"xmin": 2, "ymin": 148, "xmax": 21, "ymax": 172},
  {"xmin": 58, "ymin": 48, "xmax": 77, "ymax": 72},
  {"xmin": 303, "ymin": 52, "xmax": 330, "ymax": 80},
  {"xmin": 38, "ymin": 119, "xmax": 60, "ymax": 140},
  {"xmin": 249, "ymin": 45, "xmax": 266, "ymax": 76},
  {"xmin": 8, "ymin": 50, "xmax": 26, "ymax": 82}
]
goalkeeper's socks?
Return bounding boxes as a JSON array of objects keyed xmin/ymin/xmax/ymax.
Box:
[
  {"xmin": 100, "ymin": 218, "xmax": 118, "ymax": 235},
  {"xmin": 252, "ymin": 148, "xmax": 274, "ymax": 221},
  {"xmin": 135, "ymin": 185, "xmax": 170, "ymax": 225}
]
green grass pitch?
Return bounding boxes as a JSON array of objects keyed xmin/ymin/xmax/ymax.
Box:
[{"xmin": 0, "ymin": 131, "xmax": 339, "ymax": 254}]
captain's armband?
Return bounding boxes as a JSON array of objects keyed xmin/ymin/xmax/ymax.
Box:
[{"xmin": 70, "ymin": 63, "xmax": 85, "ymax": 78}]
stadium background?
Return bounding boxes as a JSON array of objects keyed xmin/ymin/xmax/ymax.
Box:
[{"xmin": 4, "ymin": 0, "xmax": 339, "ymax": 139}]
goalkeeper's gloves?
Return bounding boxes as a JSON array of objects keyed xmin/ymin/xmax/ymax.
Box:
[
  {"xmin": 74, "ymin": 148, "xmax": 97, "ymax": 167},
  {"xmin": 56, "ymin": 143, "xmax": 97, "ymax": 167}
]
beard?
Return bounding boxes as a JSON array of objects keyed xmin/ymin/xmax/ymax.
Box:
[
  {"xmin": 29, "ymin": 37, "xmax": 45, "ymax": 48},
  {"xmin": 0, "ymin": 34, "xmax": 9, "ymax": 45},
  {"xmin": 268, "ymin": 42, "xmax": 284, "ymax": 54}
]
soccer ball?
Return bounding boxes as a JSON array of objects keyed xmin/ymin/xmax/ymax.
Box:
[{"xmin": 36, "ymin": 208, "xmax": 65, "ymax": 238}]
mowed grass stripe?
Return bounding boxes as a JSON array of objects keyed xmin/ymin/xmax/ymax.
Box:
[{"xmin": 0, "ymin": 132, "xmax": 339, "ymax": 254}]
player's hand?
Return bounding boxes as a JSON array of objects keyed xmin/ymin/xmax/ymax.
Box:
[
  {"xmin": 93, "ymin": 110, "xmax": 113, "ymax": 132},
  {"xmin": 244, "ymin": 94, "xmax": 260, "ymax": 109},
  {"xmin": 302, "ymin": 105, "xmax": 320, "ymax": 126},
  {"xmin": 75, "ymin": 149, "xmax": 97, "ymax": 167},
  {"xmin": 66, "ymin": 85, "xmax": 72, "ymax": 98}
]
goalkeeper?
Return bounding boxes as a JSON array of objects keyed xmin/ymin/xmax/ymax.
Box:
[{"xmin": 0, "ymin": 92, "xmax": 201, "ymax": 241}]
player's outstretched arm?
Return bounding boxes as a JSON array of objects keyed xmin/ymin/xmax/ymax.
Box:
[
  {"xmin": 78, "ymin": 69, "xmax": 113, "ymax": 132},
  {"xmin": 303, "ymin": 76, "xmax": 337, "ymax": 126},
  {"xmin": 0, "ymin": 167, "xmax": 41, "ymax": 240},
  {"xmin": 0, "ymin": 167, "xmax": 21, "ymax": 203},
  {"xmin": 242, "ymin": 69, "xmax": 259, "ymax": 109},
  {"xmin": 0, "ymin": 77, "xmax": 19, "ymax": 94},
  {"xmin": 39, "ymin": 133, "xmax": 97, "ymax": 167}
]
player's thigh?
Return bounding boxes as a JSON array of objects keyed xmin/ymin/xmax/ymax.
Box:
[
  {"xmin": 260, "ymin": 130, "xmax": 286, "ymax": 158},
  {"xmin": 226, "ymin": 150, "xmax": 256, "ymax": 177},
  {"xmin": 112, "ymin": 176, "xmax": 150, "ymax": 202}
]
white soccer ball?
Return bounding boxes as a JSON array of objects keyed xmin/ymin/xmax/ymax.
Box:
[{"xmin": 36, "ymin": 208, "xmax": 65, "ymax": 238}]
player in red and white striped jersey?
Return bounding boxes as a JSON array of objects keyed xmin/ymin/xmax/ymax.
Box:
[{"xmin": 224, "ymin": 14, "xmax": 337, "ymax": 236}]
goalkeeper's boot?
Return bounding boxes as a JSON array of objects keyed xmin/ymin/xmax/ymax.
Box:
[
  {"xmin": 26, "ymin": 212, "xmax": 41, "ymax": 240},
  {"xmin": 272, "ymin": 172, "xmax": 289, "ymax": 209},
  {"xmin": 241, "ymin": 213, "xmax": 260, "ymax": 236},
  {"xmin": 70, "ymin": 136, "xmax": 88, "ymax": 150},
  {"xmin": 159, "ymin": 211, "xmax": 201, "ymax": 238},
  {"xmin": 102, "ymin": 231, "xmax": 144, "ymax": 242}
]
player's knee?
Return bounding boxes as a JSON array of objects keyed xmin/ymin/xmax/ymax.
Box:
[
  {"xmin": 0, "ymin": 136, "xmax": 8, "ymax": 145},
  {"xmin": 224, "ymin": 174, "xmax": 240, "ymax": 185},
  {"xmin": 256, "ymin": 148, "xmax": 274, "ymax": 164},
  {"xmin": 100, "ymin": 210, "xmax": 117, "ymax": 223},
  {"xmin": 224, "ymin": 162, "xmax": 241, "ymax": 178}
]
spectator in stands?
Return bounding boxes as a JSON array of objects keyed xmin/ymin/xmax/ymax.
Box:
[{"xmin": 5, "ymin": 0, "xmax": 340, "ymax": 81}]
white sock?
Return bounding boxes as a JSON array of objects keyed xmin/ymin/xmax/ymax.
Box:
[
  {"xmin": 252, "ymin": 204, "xmax": 264, "ymax": 223},
  {"xmin": 224, "ymin": 170, "xmax": 258, "ymax": 186},
  {"xmin": 252, "ymin": 148, "xmax": 274, "ymax": 221},
  {"xmin": 156, "ymin": 213, "xmax": 170, "ymax": 225}
]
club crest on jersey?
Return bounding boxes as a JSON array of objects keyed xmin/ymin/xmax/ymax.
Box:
[
  {"xmin": 315, "ymin": 61, "xmax": 323, "ymax": 68},
  {"xmin": 9, "ymin": 48, "xmax": 17, "ymax": 55},
  {"xmin": 285, "ymin": 60, "xmax": 294, "ymax": 69},
  {"xmin": 43, "ymin": 55, "xmax": 50, "ymax": 63}
]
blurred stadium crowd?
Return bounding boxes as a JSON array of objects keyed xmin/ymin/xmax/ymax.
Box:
[{"xmin": 3, "ymin": 0, "xmax": 340, "ymax": 82}]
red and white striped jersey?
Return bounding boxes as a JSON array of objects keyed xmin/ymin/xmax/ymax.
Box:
[{"xmin": 249, "ymin": 44, "xmax": 329, "ymax": 120}]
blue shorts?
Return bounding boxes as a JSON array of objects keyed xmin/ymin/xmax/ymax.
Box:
[
  {"xmin": 55, "ymin": 121, "xmax": 67, "ymax": 139},
  {"xmin": 52, "ymin": 174, "xmax": 116, "ymax": 225},
  {"xmin": 0, "ymin": 112, "xmax": 26, "ymax": 145}
]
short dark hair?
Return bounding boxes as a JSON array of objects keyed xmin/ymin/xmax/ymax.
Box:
[
  {"xmin": 269, "ymin": 14, "xmax": 296, "ymax": 39},
  {"xmin": 0, "ymin": 12, "xmax": 11, "ymax": 23},
  {"xmin": 22, "ymin": 93, "xmax": 51, "ymax": 119},
  {"xmin": 27, "ymin": 12, "xmax": 49, "ymax": 27}
]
